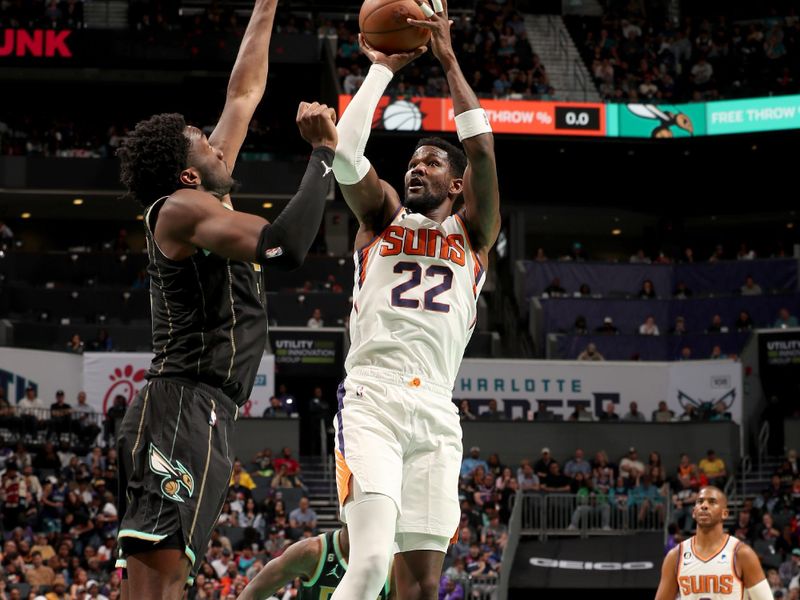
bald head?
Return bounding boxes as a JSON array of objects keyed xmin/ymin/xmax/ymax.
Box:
[{"xmin": 698, "ymin": 486, "xmax": 727, "ymax": 506}]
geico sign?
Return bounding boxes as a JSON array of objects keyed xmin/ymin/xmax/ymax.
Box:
[
  {"xmin": 529, "ymin": 558, "xmax": 654, "ymax": 571},
  {"xmin": 0, "ymin": 30, "xmax": 72, "ymax": 57}
]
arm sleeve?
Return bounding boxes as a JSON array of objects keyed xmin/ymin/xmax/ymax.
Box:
[
  {"xmin": 255, "ymin": 146, "xmax": 334, "ymax": 270},
  {"xmin": 332, "ymin": 64, "xmax": 393, "ymax": 185},
  {"xmin": 746, "ymin": 579, "xmax": 772, "ymax": 600}
]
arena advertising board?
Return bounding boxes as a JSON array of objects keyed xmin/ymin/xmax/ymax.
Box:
[
  {"xmin": 0, "ymin": 347, "xmax": 82, "ymax": 405},
  {"xmin": 454, "ymin": 358, "xmax": 743, "ymax": 423},
  {"xmin": 757, "ymin": 328, "xmax": 800, "ymax": 400},
  {"xmin": 82, "ymin": 353, "xmax": 275, "ymax": 417},
  {"xmin": 339, "ymin": 94, "xmax": 800, "ymax": 138},
  {"xmin": 269, "ymin": 327, "xmax": 345, "ymax": 377},
  {"xmin": 337, "ymin": 95, "xmax": 607, "ymax": 136},
  {"xmin": 509, "ymin": 534, "xmax": 663, "ymax": 589}
]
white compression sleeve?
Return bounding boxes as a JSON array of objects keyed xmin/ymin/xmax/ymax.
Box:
[
  {"xmin": 332, "ymin": 64, "xmax": 393, "ymax": 185},
  {"xmin": 330, "ymin": 478, "xmax": 397, "ymax": 600},
  {"xmin": 746, "ymin": 579, "xmax": 773, "ymax": 600}
]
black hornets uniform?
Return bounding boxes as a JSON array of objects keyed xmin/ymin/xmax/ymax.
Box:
[{"xmin": 116, "ymin": 197, "xmax": 268, "ymax": 580}]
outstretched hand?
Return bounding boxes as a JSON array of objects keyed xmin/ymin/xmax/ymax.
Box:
[
  {"xmin": 407, "ymin": 0, "xmax": 455, "ymax": 64},
  {"xmin": 358, "ymin": 33, "xmax": 427, "ymax": 73},
  {"xmin": 296, "ymin": 102, "xmax": 337, "ymax": 150}
]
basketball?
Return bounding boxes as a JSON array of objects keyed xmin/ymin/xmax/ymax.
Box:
[{"xmin": 359, "ymin": 0, "xmax": 431, "ymax": 54}]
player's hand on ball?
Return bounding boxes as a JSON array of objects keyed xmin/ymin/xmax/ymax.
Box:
[
  {"xmin": 407, "ymin": 0, "xmax": 455, "ymax": 64},
  {"xmin": 296, "ymin": 102, "xmax": 338, "ymax": 150},
  {"xmin": 358, "ymin": 33, "xmax": 427, "ymax": 73}
]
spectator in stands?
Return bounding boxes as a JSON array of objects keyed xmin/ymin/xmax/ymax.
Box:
[
  {"xmin": 630, "ymin": 249, "xmax": 651, "ymax": 264},
  {"xmin": 780, "ymin": 549, "xmax": 800, "ymax": 587},
  {"xmin": 73, "ymin": 391, "xmax": 100, "ymax": 446},
  {"xmin": 673, "ymin": 282, "xmax": 692, "ymax": 299},
  {"xmin": 517, "ymin": 462, "xmax": 539, "ymax": 493},
  {"xmin": 229, "ymin": 460, "xmax": 256, "ymax": 491},
  {"xmin": 672, "ymin": 475, "xmax": 698, "ymax": 532},
  {"xmin": 709, "ymin": 401, "xmax": 732, "ymax": 421},
  {"xmin": 595, "ymin": 316, "xmax": 619, "ymax": 335},
  {"xmin": 564, "ymin": 449, "xmax": 592, "ymax": 479},
  {"xmin": 458, "ymin": 399, "xmax": 477, "ymax": 421},
  {"xmin": 741, "ymin": 275, "xmax": 763, "ymax": 296},
  {"xmin": 783, "ymin": 449, "xmax": 799, "ymax": 479},
  {"xmin": 678, "ymin": 346, "xmax": 693, "ymax": 361},
  {"xmin": 534, "ymin": 448, "xmax": 555, "ymax": 479},
  {"xmin": 706, "ymin": 314, "xmax": 727, "ymax": 333},
  {"xmin": 756, "ymin": 475, "xmax": 790, "ymax": 515},
  {"xmin": 768, "ymin": 568, "xmax": 789, "ymax": 597},
  {"xmin": 709, "ymin": 345, "xmax": 727, "ymax": 359},
  {"xmin": 274, "ymin": 447, "xmax": 299, "ymax": 475},
  {"xmin": 638, "ymin": 279, "xmax": 657, "ymax": 299},
  {"xmin": 533, "ymin": 401, "xmax": 556, "ymax": 421},
  {"xmin": 737, "ymin": 243, "xmax": 756, "ymax": 260},
  {"xmin": 480, "ymin": 399, "xmax": 504, "ymax": 420},
  {"xmin": 622, "ymin": 401, "xmax": 645, "ymax": 422},
  {"xmin": 577, "ymin": 342, "xmax": 604, "ymax": 361},
  {"xmin": 439, "ymin": 575, "xmax": 465, "ymax": 600},
  {"xmin": 698, "ymin": 449, "xmax": 727, "ymax": 487},
  {"xmin": 288, "ymin": 497, "xmax": 317, "ymax": 533},
  {"xmin": 534, "ymin": 247, "xmax": 548, "ymax": 262},
  {"xmin": 343, "ymin": 64, "xmax": 365, "ymax": 95},
  {"xmin": 103, "ymin": 394, "xmax": 126, "ymax": 446},
  {"xmin": 576, "ymin": 283, "xmax": 592, "ymax": 297},
  {"xmin": 90, "ymin": 329, "xmax": 113, "ymax": 352},
  {"xmin": 460, "ymin": 446, "xmax": 489, "ymax": 479},
  {"xmin": 573, "ymin": 315, "xmax": 590, "ymax": 335},
  {"xmin": 568, "ymin": 404, "xmax": 594, "ymax": 422},
  {"xmin": 277, "ymin": 384, "xmax": 297, "ymax": 414},
  {"xmin": 306, "ymin": 308, "xmax": 324, "ymax": 328},
  {"xmin": 639, "ymin": 315, "xmax": 660, "ymax": 336},
  {"xmin": 735, "ymin": 310, "xmax": 755, "ymax": 331},
  {"xmin": 619, "ymin": 447, "xmax": 645, "ymax": 481},
  {"xmin": 592, "ymin": 451, "xmax": 615, "ymax": 492},
  {"xmin": 66, "ymin": 333, "xmax": 85, "ymax": 354},
  {"xmin": 652, "ymin": 401, "xmax": 674, "ymax": 422},
  {"xmin": 262, "ymin": 395, "xmax": 289, "ymax": 418},
  {"xmin": 690, "ymin": 56, "xmax": 714, "ymax": 91},
  {"xmin": 669, "ymin": 316, "xmax": 688, "ymax": 335},
  {"xmin": 49, "ymin": 390, "xmax": 72, "ymax": 438},
  {"xmin": 598, "ymin": 402, "xmax": 619, "ymax": 421},
  {"xmin": 1, "ymin": 462, "xmax": 27, "ymax": 529},
  {"xmin": 630, "ymin": 474, "xmax": 666, "ymax": 525},
  {"xmin": 730, "ymin": 508, "xmax": 756, "ymax": 544},
  {"xmin": 270, "ymin": 464, "xmax": 304, "ymax": 490},
  {"xmin": 774, "ymin": 308, "xmax": 799, "ymax": 329},
  {"xmin": 18, "ymin": 385, "xmax": 44, "ymax": 439},
  {"xmin": 24, "ymin": 548, "xmax": 54, "ymax": 592},
  {"xmin": 543, "ymin": 277, "xmax": 566, "ymax": 296},
  {"xmin": 542, "ymin": 462, "xmax": 571, "ymax": 493}
]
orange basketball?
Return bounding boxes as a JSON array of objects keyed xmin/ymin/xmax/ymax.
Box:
[{"xmin": 359, "ymin": 0, "xmax": 431, "ymax": 54}]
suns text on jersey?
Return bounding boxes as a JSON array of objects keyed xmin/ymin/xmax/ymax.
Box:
[
  {"xmin": 678, "ymin": 574, "xmax": 735, "ymax": 595},
  {"xmin": 378, "ymin": 226, "xmax": 466, "ymax": 267}
]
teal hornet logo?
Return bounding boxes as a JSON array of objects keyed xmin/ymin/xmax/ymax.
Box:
[{"xmin": 149, "ymin": 443, "xmax": 195, "ymax": 503}]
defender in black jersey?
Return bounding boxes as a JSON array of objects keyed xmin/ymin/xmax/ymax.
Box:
[
  {"xmin": 239, "ymin": 527, "xmax": 392, "ymax": 600},
  {"xmin": 114, "ymin": 0, "xmax": 338, "ymax": 597}
]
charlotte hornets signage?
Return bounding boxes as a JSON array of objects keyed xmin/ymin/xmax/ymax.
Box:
[{"xmin": 454, "ymin": 359, "xmax": 743, "ymax": 423}]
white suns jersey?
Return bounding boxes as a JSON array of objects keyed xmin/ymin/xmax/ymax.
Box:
[
  {"xmin": 346, "ymin": 208, "xmax": 485, "ymax": 389},
  {"xmin": 676, "ymin": 535, "xmax": 744, "ymax": 600}
]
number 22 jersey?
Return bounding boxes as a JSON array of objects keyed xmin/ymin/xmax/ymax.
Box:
[{"xmin": 346, "ymin": 207, "xmax": 486, "ymax": 389}]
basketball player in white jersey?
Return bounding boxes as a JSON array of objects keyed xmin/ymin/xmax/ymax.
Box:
[
  {"xmin": 328, "ymin": 0, "xmax": 499, "ymax": 597},
  {"xmin": 655, "ymin": 486, "xmax": 770, "ymax": 600}
]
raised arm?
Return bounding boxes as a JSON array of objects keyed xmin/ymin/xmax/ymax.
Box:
[
  {"xmin": 208, "ymin": 0, "xmax": 279, "ymax": 174},
  {"xmin": 408, "ymin": 0, "xmax": 500, "ymax": 258},
  {"xmin": 332, "ymin": 38, "xmax": 426, "ymax": 235},
  {"xmin": 653, "ymin": 546, "xmax": 679, "ymax": 600},
  {"xmin": 238, "ymin": 537, "xmax": 322, "ymax": 600},
  {"xmin": 158, "ymin": 102, "xmax": 337, "ymax": 270}
]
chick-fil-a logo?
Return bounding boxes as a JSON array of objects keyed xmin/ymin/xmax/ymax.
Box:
[
  {"xmin": 101, "ymin": 365, "xmax": 147, "ymax": 415},
  {"xmin": 0, "ymin": 29, "xmax": 73, "ymax": 57}
]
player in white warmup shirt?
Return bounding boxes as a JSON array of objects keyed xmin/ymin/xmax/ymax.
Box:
[
  {"xmin": 655, "ymin": 487, "xmax": 769, "ymax": 600},
  {"xmin": 328, "ymin": 0, "xmax": 499, "ymax": 598}
]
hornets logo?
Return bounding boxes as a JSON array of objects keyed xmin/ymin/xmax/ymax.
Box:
[{"xmin": 149, "ymin": 443, "xmax": 195, "ymax": 503}]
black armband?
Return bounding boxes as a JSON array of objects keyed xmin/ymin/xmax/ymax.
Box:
[{"xmin": 255, "ymin": 146, "xmax": 335, "ymax": 270}]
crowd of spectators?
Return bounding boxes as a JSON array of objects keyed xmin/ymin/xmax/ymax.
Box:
[
  {"xmin": 571, "ymin": 4, "xmax": 800, "ymax": 102},
  {"xmin": 0, "ymin": 425, "xmax": 320, "ymax": 599},
  {"xmin": 338, "ymin": 0, "xmax": 550, "ymax": 100}
]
